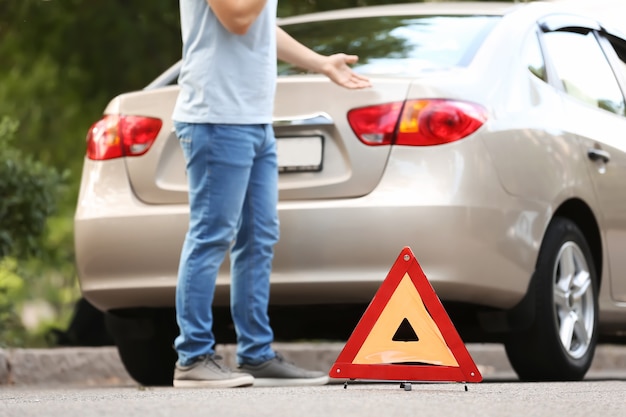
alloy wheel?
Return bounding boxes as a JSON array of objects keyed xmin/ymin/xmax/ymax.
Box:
[{"xmin": 552, "ymin": 242, "xmax": 595, "ymax": 360}]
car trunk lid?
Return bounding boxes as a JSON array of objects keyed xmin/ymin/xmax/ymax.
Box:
[{"xmin": 113, "ymin": 76, "xmax": 412, "ymax": 204}]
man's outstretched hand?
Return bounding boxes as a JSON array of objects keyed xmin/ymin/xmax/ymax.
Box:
[{"xmin": 322, "ymin": 53, "xmax": 372, "ymax": 89}]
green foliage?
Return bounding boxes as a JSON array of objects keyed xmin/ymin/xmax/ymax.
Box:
[
  {"xmin": 0, "ymin": 116, "xmax": 72, "ymax": 347},
  {"xmin": 0, "ymin": 116, "xmax": 67, "ymax": 259},
  {"xmin": 0, "ymin": 257, "xmax": 26, "ymax": 347},
  {"xmin": 0, "ymin": 1, "xmax": 183, "ymax": 212},
  {"xmin": 278, "ymin": 0, "xmax": 417, "ymax": 16},
  {"xmin": 0, "ymin": 250, "xmax": 78, "ymax": 348}
]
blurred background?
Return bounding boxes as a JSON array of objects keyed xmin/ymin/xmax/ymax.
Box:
[{"xmin": 0, "ymin": 0, "xmax": 623, "ymax": 348}]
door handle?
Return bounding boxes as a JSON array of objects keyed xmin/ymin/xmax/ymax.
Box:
[{"xmin": 587, "ymin": 148, "xmax": 611, "ymax": 164}]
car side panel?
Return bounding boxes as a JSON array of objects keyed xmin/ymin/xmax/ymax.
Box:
[{"xmin": 567, "ymin": 99, "xmax": 626, "ymax": 304}]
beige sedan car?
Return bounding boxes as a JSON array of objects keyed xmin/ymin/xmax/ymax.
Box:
[{"xmin": 75, "ymin": 2, "xmax": 626, "ymax": 385}]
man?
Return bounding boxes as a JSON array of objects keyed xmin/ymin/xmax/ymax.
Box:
[{"xmin": 172, "ymin": 0, "xmax": 371, "ymax": 388}]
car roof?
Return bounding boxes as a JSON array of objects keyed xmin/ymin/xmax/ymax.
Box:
[
  {"xmin": 277, "ymin": 2, "xmax": 523, "ymax": 25},
  {"xmin": 277, "ymin": 2, "xmax": 626, "ymax": 44}
]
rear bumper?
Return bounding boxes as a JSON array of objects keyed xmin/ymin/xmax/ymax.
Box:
[{"xmin": 75, "ymin": 145, "xmax": 541, "ymax": 312}]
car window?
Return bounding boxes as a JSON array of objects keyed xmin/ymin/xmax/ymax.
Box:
[
  {"xmin": 525, "ymin": 29, "xmax": 547, "ymax": 81},
  {"xmin": 542, "ymin": 30, "xmax": 626, "ymax": 116},
  {"xmin": 278, "ymin": 15, "xmax": 501, "ymax": 76}
]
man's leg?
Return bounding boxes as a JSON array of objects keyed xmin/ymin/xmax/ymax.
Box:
[
  {"xmin": 174, "ymin": 122, "xmax": 258, "ymax": 366},
  {"xmin": 231, "ymin": 125, "xmax": 329, "ymax": 387},
  {"xmin": 231, "ymin": 123, "xmax": 279, "ymax": 365}
]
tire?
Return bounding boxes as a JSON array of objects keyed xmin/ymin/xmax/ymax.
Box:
[
  {"xmin": 504, "ymin": 217, "xmax": 599, "ymax": 381},
  {"xmin": 105, "ymin": 308, "xmax": 179, "ymax": 386}
]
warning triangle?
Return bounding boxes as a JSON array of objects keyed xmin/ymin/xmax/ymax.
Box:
[{"xmin": 329, "ymin": 247, "xmax": 482, "ymax": 383}]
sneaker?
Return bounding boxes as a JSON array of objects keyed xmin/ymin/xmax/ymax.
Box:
[
  {"xmin": 173, "ymin": 355, "xmax": 254, "ymax": 388},
  {"xmin": 239, "ymin": 353, "xmax": 329, "ymax": 387}
]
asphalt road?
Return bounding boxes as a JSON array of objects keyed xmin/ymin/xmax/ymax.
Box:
[
  {"xmin": 2, "ymin": 380, "xmax": 626, "ymax": 417},
  {"xmin": 2, "ymin": 342, "xmax": 625, "ymax": 417},
  {"xmin": 2, "ymin": 342, "xmax": 626, "ymax": 386}
]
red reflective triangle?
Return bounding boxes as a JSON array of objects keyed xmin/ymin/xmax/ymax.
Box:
[{"xmin": 329, "ymin": 247, "xmax": 482, "ymax": 383}]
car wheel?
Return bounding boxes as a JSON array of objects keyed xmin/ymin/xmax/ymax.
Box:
[
  {"xmin": 504, "ymin": 217, "xmax": 598, "ymax": 381},
  {"xmin": 105, "ymin": 308, "xmax": 178, "ymax": 386}
]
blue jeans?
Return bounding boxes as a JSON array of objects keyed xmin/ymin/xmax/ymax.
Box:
[{"xmin": 173, "ymin": 122, "xmax": 279, "ymax": 367}]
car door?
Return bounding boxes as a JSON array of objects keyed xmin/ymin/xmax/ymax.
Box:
[{"xmin": 540, "ymin": 22, "xmax": 626, "ymax": 303}]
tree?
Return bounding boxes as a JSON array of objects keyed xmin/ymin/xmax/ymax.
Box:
[
  {"xmin": 0, "ymin": 115, "xmax": 66, "ymax": 346},
  {"xmin": 0, "ymin": 116, "xmax": 66, "ymax": 259}
]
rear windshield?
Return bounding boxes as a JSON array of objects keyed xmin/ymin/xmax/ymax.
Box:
[{"xmin": 279, "ymin": 15, "xmax": 501, "ymax": 76}]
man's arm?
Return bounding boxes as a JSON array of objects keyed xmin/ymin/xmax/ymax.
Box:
[
  {"xmin": 276, "ymin": 26, "xmax": 371, "ymax": 90},
  {"xmin": 208, "ymin": 0, "xmax": 267, "ymax": 35}
]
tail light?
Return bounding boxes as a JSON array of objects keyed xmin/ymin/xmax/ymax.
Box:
[
  {"xmin": 86, "ymin": 114, "xmax": 163, "ymax": 160},
  {"xmin": 348, "ymin": 99, "xmax": 487, "ymax": 146}
]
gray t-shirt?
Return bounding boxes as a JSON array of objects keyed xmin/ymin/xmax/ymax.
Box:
[{"xmin": 173, "ymin": 0, "xmax": 277, "ymax": 124}]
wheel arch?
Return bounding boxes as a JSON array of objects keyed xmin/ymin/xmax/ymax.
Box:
[
  {"xmin": 552, "ymin": 198, "xmax": 603, "ymax": 289},
  {"xmin": 507, "ymin": 198, "xmax": 602, "ymax": 332}
]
